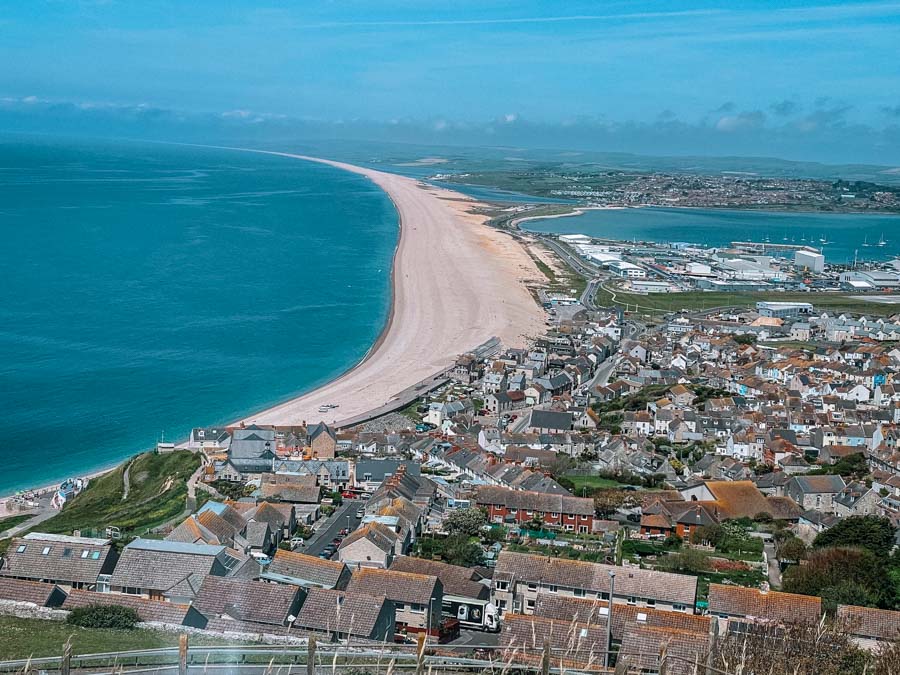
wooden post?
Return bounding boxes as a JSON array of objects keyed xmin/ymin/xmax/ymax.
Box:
[
  {"xmin": 60, "ymin": 639, "xmax": 72, "ymax": 675},
  {"xmin": 706, "ymin": 617, "xmax": 719, "ymax": 675},
  {"xmin": 658, "ymin": 642, "xmax": 668, "ymax": 675},
  {"xmin": 178, "ymin": 633, "xmax": 188, "ymax": 675},
  {"xmin": 307, "ymin": 636, "xmax": 317, "ymax": 675},
  {"xmin": 415, "ymin": 632, "xmax": 427, "ymax": 675},
  {"xmin": 541, "ymin": 638, "xmax": 551, "ymax": 675}
]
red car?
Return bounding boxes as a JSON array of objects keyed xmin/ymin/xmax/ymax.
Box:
[
  {"xmin": 332, "ymin": 537, "xmax": 343, "ymax": 545},
  {"xmin": 341, "ymin": 491, "xmax": 357, "ymax": 499}
]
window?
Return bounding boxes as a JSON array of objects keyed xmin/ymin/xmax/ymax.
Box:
[
  {"xmin": 551, "ymin": 513, "xmax": 559, "ymax": 518},
  {"xmin": 62, "ymin": 548, "xmax": 73, "ymax": 558},
  {"xmin": 410, "ymin": 604, "xmax": 425, "ymax": 614},
  {"xmin": 673, "ymin": 604, "xmax": 687, "ymax": 612},
  {"xmin": 41, "ymin": 546, "xmax": 51, "ymax": 556},
  {"xmin": 81, "ymin": 550, "xmax": 89, "ymax": 559},
  {"xmin": 527, "ymin": 583, "xmax": 538, "ymax": 592},
  {"xmin": 526, "ymin": 599, "xmax": 535, "ymax": 610},
  {"xmin": 91, "ymin": 551, "xmax": 101, "ymax": 560},
  {"xmin": 395, "ymin": 603, "xmax": 406, "ymax": 611},
  {"xmin": 16, "ymin": 544, "xmax": 26, "ymax": 553},
  {"xmin": 646, "ymin": 598, "xmax": 656, "ymax": 607},
  {"xmin": 495, "ymin": 581, "xmax": 508, "ymax": 591},
  {"xmin": 580, "ymin": 515, "xmax": 588, "ymax": 520},
  {"xmin": 579, "ymin": 628, "xmax": 589, "ymax": 638},
  {"xmin": 574, "ymin": 589, "xmax": 585, "ymax": 597},
  {"xmin": 627, "ymin": 596, "xmax": 637, "ymax": 605},
  {"xmin": 548, "ymin": 585, "xmax": 558, "ymax": 593},
  {"xmin": 598, "ymin": 592, "xmax": 609, "ymax": 600}
]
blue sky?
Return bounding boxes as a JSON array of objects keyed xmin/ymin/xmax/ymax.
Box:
[{"xmin": 2, "ymin": 1, "xmax": 900, "ymax": 163}]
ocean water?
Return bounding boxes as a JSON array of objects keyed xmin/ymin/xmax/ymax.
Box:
[
  {"xmin": 522, "ymin": 207, "xmax": 900, "ymax": 264},
  {"xmin": 0, "ymin": 137, "xmax": 397, "ymax": 495}
]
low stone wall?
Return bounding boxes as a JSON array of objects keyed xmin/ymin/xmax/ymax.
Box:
[{"xmin": 0, "ymin": 599, "xmax": 67, "ymax": 621}]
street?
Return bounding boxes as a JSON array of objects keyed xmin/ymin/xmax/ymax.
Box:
[{"xmin": 301, "ymin": 499, "xmax": 364, "ymax": 558}]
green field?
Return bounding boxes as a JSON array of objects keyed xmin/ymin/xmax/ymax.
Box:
[
  {"xmin": 594, "ymin": 285, "xmax": 900, "ymax": 317},
  {"xmin": 0, "ymin": 616, "xmax": 237, "ymax": 660},
  {"xmin": 35, "ymin": 451, "xmax": 200, "ymax": 538},
  {"xmin": 564, "ymin": 474, "xmax": 632, "ymax": 492}
]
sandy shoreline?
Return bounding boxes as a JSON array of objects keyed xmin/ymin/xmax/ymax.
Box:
[
  {"xmin": 0, "ymin": 150, "xmax": 545, "ymax": 504},
  {"xmin": 230, "ymin": 151, "xmax": 545, "ymax": 427}
]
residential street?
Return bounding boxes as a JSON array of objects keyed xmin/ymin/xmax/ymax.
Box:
[{"xmin": 301, "ymin": 499, "xmax": 364, "ymax": 558}]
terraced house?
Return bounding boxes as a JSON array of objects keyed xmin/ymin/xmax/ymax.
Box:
[
  {"xmin": 475, "ymin": 485, "xmax": 595, "ymax": 533},
  {"xmin": 491, "ymin": 551, "xmax": 698, "ymax": 616}
]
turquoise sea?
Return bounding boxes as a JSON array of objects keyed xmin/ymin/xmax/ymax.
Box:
[
  {"xmin": 522, "ymin": 207, "xmax": 900, "ymax": 264},
  {"xmin": 0, "ymin": 137, "xmax": 397, "ymax": 495}
]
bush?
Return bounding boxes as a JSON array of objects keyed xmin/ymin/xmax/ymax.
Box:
[{"xmin": 67, "ymin": 604, "xmax": 140, "ymax": 630}]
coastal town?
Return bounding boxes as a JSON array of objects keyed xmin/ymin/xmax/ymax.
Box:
[
  {"xmin": 438, "ymin": 169, "xmax": 900, "ymax": 213},
  {"xmin": 4, "ymin": 217, "xmax": 900, "ymax": 673}
]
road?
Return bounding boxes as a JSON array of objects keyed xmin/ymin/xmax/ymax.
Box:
[{"xmin": 301, "ymin": 499, "xmax": 364, "ymax": 558}]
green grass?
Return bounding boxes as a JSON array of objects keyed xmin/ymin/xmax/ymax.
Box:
[
  {"xmin": 0, "ymin": 616, "xmax": 237, "ymax": 660},
  {"xmin": 565, "ymin": 475, "xmax": 631, "ymax": 492},
  {"xmin": 0, "ymin": 514, "xmax": 36, "ymax": 534},
  {"xmin": 594, "ymin": 285, "xmax": 900, "ymax": 317},
  {"xmin": 35, "ymin": 451, "xmax": 200, "ymax": 538}
]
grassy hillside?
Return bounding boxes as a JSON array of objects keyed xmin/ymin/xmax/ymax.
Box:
[{"xmin": 35, "ymin": 451, "xmax": 200, "ymax": 538}]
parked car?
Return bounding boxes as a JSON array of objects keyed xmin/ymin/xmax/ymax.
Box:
[{"xmin": 356, "ymin": 508, "xmax": 365, "ymax": 517}]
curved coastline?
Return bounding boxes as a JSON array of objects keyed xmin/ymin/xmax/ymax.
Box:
[
  {"xmin": 0, "ymin": 148, "xmax": 545, "ymax": 506},
  {"xmin": 230, "ymin": 150, "xmax": 546, "ymax": 427}
]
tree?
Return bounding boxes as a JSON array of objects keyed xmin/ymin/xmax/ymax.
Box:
[
  {"xmin": 778, "ymin": 536, "xmax": 808, "ymax": 562},
  {"xmin": 733, "ymin": 334, "xmax": 757, "ymax": 345},
  {"xmin": 813, "ymin": 515, "xmax": 896, "ymax": 557},
  {"xmin": 783, "ymin": 547, "xmax": 896, "ymax": 610},
  {"xmin": 810, "ymin": 453, "xmax": 869, "ymax": 478},
  {"xmin": 444, "ymin": 508, "xmax": 487, "ymax": 537},
  {"xmin": 660, "ymin": 547, "xmax": 709, "ymax": 574},
  {"xmin": 593, "ymin": 489, "xmax": 631, "ymax": 518},
  {"xmin": 441, "ymin": 533, "xmax": 484, "ymax": 567},
  {"xmin": 68, "ymin": 604, "xmax": 139, "ymax": 630}
]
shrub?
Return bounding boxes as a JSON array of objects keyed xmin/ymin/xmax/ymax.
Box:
[{"xmin": 67, "ymin": 604, "xmax": 140, "ymax": 630}]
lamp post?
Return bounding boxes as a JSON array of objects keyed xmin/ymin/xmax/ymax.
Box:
[{"xmin": 605, "ymin": 570, "xmax": 616, "ymax": 669}]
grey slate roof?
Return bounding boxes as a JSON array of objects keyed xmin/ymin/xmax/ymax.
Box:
[
  {"xmin": 0, "ymin": 533, "xmax": 114, "ymax": 586},
  {"xmin": 109, "ymin": 539, "xmax": 239, "ymax": 598},
  {"xmin": 528, "ymin": 409, "xmax": 574, "ymax": 431},
  {"xmin": 292, "ymin": 587, "xmax": 392, "ymax": 638},
  {"xmin": 193, "ymin": 576, "xmax": 302, "ymax": 626},
  {"xmin": 495, "ymin": 551, "xmax": 697, "ymax": 607}
]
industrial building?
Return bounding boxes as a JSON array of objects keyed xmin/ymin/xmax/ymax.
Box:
[
  {"xmin": 756, "ymin": 301, "xmax": 814, "ymax": 319},
  {"xmin": 608, "ymin": 261, "xmax": 646, "ymax": 278},
  {"xmin": 839, "ymin": 271, "xmax": 900, "ymax": 289},
  {"xmin": 795, "ymin": 250, "xmax": 825, "ymax": 273}
]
